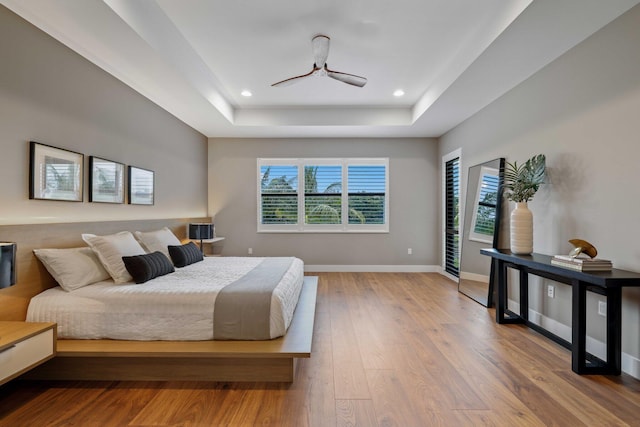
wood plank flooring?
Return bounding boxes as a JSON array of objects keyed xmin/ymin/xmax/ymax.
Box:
[{"xmin": 1, "ymin": 272, "xmax": 639, "ymax": 426}]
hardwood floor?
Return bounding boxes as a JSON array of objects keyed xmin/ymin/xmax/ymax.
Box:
[{"xmin": 1, "ymin": 272, "xmax": 639, "ymax": 426}]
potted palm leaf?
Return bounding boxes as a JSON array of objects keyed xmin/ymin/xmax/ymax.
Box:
[{"xmin": 503, "ymin": 154, "xmax": 546, "ymax": 254}]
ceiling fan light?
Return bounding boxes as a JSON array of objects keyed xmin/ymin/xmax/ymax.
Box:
[
  {"xmin": 241, "ymin": 90, "xmax": 252, "ymax": 97},
  {"xmin": 393, "ymin": 89, "xmax": 405, "ymax": 97}
]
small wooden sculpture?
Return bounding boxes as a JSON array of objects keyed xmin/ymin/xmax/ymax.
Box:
[{"xmin": 568, "ymin": 239, "xmax": 598, "ymax": 258}]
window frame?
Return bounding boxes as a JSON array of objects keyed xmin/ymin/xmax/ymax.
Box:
[{"xmin": 257, "ymin": 158, "xmax": 389, "ymax": 233}]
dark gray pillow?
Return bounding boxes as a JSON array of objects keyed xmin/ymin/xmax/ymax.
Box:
[
  {"xmin": 168, "ymin": 241, "xmax": 203, "ymax": 267},
  {"xmin": 122, "ymin": 251, "xmax": 174, "ymax": 284}
]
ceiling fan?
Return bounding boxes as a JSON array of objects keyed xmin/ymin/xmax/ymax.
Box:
[{"xmin": 271, "ymin": 35, "xmax": 367, "ymax": 88}]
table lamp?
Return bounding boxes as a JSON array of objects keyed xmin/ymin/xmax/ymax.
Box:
[
  {"xmin": 188, "ymin": 223, "xmax": 214, "ymax": 254},
  {"xmin": 0, "ymin": 242, "xmax": 16, "ymax": 289}
]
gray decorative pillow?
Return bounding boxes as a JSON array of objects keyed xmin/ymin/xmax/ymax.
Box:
[
  {"xmin": 168, "ymin": 242, "xmax": 203, "ymax": 268},
  {"xmin": 134, "ymin": 227, "xmax": 181, "ymax": 260},
  {"xmin": 82, "ymin": 231, "xmax": 146, "ymax": 284},
  {"xmin": 33, "ymin": 247, "xmax": 111, "ymax": 291},
  {"xmin": 122, "ymin": 251, "xmax": 175, "ymax": 284}
]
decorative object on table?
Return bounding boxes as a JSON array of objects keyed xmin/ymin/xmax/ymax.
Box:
[
  {"xmin": 29, "ymin": 141, "xmax": 83, "ymax": 202},
  {"xmin": 188, "ymin": 223, "xmax": 214, "ymax": 254},
  {"xmin": 551, "ymin": 238, "xmax": 612, "ymax": 271},
  {"xmin": 128, "ymin": 166, "xmax": 154, "ymax": 205},
  {"xmin": 89, "ymin": 157, "xmax": 125, "ymax": 204},
  {"xmin": 0, "ymin": 242, "xmax": 17, "ymax": 289},
  {"xmin": 503, "ymin": 154, "xmax": 546, "ymax": 255},
  {"xmin": 567, "ymin": 238, "xmax": 598, "ymax": 258},
  {"xmin": 551, "ymin": 255, "xmax": 612, "ymax": 271}
]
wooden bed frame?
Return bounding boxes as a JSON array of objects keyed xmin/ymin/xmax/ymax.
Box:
[{"xmin": 0, "ymin": 218, "xmax": 316, "ymax": 382}]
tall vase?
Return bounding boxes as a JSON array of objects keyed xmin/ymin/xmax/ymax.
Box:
[{"xmin": 510, "ymin": 202, "xmax": 533, "ymax": 254}]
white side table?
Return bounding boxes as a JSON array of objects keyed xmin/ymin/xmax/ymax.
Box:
[
  {"xmin": 0, "ymin": 322, "xmax": 56, "ymax": 386},
  {"xmin": 200, "ymin": 237, "xmax": 225, "ymax": 256}
]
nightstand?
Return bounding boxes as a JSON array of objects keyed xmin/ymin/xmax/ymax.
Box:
[
  {"xmin": 0, "ymin": 321, "xmax": 56, "ymax": 386},
  {"xmin": 201, "ymin": 236, "xmax": 225, "ymax": 256}
]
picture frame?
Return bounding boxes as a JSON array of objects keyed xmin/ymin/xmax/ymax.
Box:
[
  {"xmin": 89, "ymin": 156, "xmax": 125, "ymax": 204},
  {"xmin": 29, "ymin": 141, "xmax": 84, "ymax": 202},
  {"xmin": 128, "ymin": 166, "xmax": 154, "ymax": 205}
]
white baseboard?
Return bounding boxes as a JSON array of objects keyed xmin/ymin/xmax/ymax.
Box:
[
  {"xmin": 509, "ymin": 300, "xmax": 640, "ymax": 379},
  {"xmin": 304, "ymin": 264, "xmax": 440, "ymax": 273},
  {"xmin": 622, "ymin": 351, "xmax": 640, "ymax": 380}
]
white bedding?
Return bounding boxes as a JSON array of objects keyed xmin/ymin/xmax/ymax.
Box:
[{"xmin": 26, "ymin": 257, "xmax": 304, "ymax": 341}]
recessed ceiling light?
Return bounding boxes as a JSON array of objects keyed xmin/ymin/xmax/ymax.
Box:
[
  {"xmin": 241, "ymin": 90, "xmax": 252, "ymax": 97},
  {"xmin": 393, "ymin": 89, "xmax": 405, "ymax": 97}
]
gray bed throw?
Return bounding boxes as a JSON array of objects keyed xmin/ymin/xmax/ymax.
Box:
[{"xmin": 213, "ymin": 257, "xmax": 294, "ymax": 340}]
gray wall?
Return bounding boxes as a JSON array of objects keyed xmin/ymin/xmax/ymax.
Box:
[
  {"xmin": 209, "ymin": 138, "xmax": 438, "ymax": 267},
  {"xmin": 0, "ymin": 5, "xmax": 208, "ymax": 225},
  {"xmin": 440, "ymin": 4, "xmax": 640, "ymax": 376}
]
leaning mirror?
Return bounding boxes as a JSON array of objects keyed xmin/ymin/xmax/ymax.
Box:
[{"xmin": 458, "ymin": 158, "xmax": 505, "ymax": 306}]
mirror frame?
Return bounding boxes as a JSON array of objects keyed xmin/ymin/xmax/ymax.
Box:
[{"xmin": 458, "ymin": 157, "xmax": 505, "ymax": 307}]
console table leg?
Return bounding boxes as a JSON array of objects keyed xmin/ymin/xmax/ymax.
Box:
[
  {"xmin": 519, "ymin": 269, "xmax": 529, "ymax": 321},
  {"xmin": 497, "ymin": 260, "xmax": 507, "ymax": 324},
  {"xmin": 571, "ymin": 280, "xmax": 587, "ymax": 374},
  {"xmin": 607, "ymin": 288, "xmax": 622, "ymax": 375}
]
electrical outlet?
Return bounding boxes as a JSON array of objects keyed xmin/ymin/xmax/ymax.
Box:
[
  {"xmin": 547, "ymin": 285, "xmax": 555, "ymax": 298},
  {"xmin": 407, "ymin": 248, "xmax": 412, "ymax": 255},
  {"xmin": 248, "ymin": 247, "xmax": 253, "ymax": 255},
  {"xmin": 598, "ymin": 301, "xmax": 607, "ymax": 316}
]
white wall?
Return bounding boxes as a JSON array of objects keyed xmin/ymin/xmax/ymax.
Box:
[
  {"xmin": 0, "ymin": 5, "xmax": 208, "ymax": 225},
  {"xmin": 440, "ymin": 4, "xmax": 640, "ymax": 377},
  {"xmin": 209, "ymin": 137, "xmax": 438, "ymax": 269}
]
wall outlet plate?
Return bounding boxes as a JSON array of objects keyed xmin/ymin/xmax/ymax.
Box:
[
  {"xmin": 547, "ymin": 285, "xmax": 555, "ymax": 298},
  {"xmin": 598, "ymin": 301, "xmax": 607, "ymax": 316}
]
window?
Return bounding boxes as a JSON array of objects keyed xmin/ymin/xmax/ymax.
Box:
[
  {"xmin": 348, "ymin": 165, "xmax": 386, "ymax": 225},
  {"xmin": 305, "ymin": 164, "xmax": 342, "ymax": 225},
  {"xmin": 258, "ymin": 158, "xmax": 388, "ymax": 232},
  {"xmin": 443, "ymin": 152, "xmax": 460, "ymax": 277},
  {"xmin": 259, "ymin": 163, "xmax": 298, "ymax": 225}
]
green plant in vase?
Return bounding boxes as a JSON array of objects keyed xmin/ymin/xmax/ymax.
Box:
[
  {"xmin": 503, "ymin": 154, "xmax": 546, "ymax": 202},
  {"xmin": 503, "ymin": 154, "xmax": 546, "ymax": 254}
]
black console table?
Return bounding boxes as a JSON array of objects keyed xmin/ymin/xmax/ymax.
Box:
[{"xmin": 481, "ymin": 248, "xmax": 640, "ymax": 375}]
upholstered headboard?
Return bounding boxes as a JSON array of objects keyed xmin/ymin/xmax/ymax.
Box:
[{"xmin": 0, "ymin": 217, "xmax": 210, "ymax": 320}]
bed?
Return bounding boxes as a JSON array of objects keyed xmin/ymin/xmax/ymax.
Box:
[
  {"xmin": 0, "ymin": 218, "xmax": 317, "ymax": 382},
  {"xmin": 27, "ymin": 256, "xmax": 304, "ymax": 341}
]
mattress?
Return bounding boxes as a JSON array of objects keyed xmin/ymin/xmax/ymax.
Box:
[{"xmin": 26, "ymin": 257, "xmax": 304, "ymax": 341}]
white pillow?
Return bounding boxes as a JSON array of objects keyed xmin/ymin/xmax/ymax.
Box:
[
  {"xmin": 33, "ymin": 247, "xmax": 111, "ymax": 292},
  {"xmin": 134, "ymin": 227, "xmax": 181, "ymax": 259},
  {"xmin": 82, "ymin": 231, "xmax": 146, "ymax": 284}
]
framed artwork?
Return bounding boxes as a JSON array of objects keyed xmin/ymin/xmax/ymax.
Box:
[
  {"xmin": 128, "ymin": 166, "xmax": 154, "ymax": 205},
  {"xmin": 29, "ymin": 141, "xmax": 84, "ymax": 202},
  {"xmin": 89, "ymin": 156, "xmax": 125, "ymax": 203}
]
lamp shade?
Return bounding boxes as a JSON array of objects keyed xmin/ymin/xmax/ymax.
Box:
[
  {"xmin": 188, "ymin": 223, "xmax": 214, "ymax": 240},
  {"xmin": 0, "ymin": 242, "xmax": 17, "ymax": 289}
]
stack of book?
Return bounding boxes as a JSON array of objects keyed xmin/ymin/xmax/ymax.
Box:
[{"xmin": 551, "ymin": 255, "xmax": 612, "ymax": 271}]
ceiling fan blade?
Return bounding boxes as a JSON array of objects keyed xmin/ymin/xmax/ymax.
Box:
[
  {"xmin": 325, "ymin": 66, "xmax": 367, "ymax": 87},
  {"xmin": 312, "ymin": 34, "xmax": 330, "ymax": 68},
  {"xmin": 271, "ymin": 68, "xmax": 316, "ymax": 87}
]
